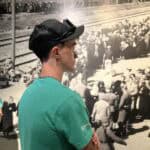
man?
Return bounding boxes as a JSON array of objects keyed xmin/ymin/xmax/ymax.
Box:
[
  {"xmin": 96, "ymin": 118, "xmax": 127, "ymax": 150},
  {"xmin": 18, "ymin": 19, "xmax": 100, "ymax": 150},
  {"xmin": 69, "ymin": 73, "xmax": 86, "ymax": 98},
  {"xmin": 91, "ymin": 92, "xmax": 117, "ymax": 125},
  {"xmin": 117, "ymin": 82, "xmax": 131, "ymax": 137},
  {"xmin": 103, "ymin": 45, "xmax": 113, "ymax": 71}
]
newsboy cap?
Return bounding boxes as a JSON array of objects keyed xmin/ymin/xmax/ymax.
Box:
[{"xmin": 29, "ymin": 19, "xmax": 84, "ymax": 52}]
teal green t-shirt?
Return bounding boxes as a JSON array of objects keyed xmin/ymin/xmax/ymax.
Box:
[
  {"xmin": 0, "ymin": 99, "xmax": 3, "ymax": 108},
  {"xmin": 19, "ymin": 77, "xmax": 93, "ymax": 150}
]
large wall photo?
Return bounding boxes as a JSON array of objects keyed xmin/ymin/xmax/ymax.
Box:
[{"xmin": 0, "ymin": 0, "xmax": 150, "ymax": 150}]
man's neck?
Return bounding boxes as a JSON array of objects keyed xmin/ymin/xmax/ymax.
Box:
[{"xmin": 40, "ymin": 62, "xmax": 63, "ymax": 82}]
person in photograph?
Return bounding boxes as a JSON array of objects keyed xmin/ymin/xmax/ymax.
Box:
[{"xmin": 96, "ymin": 118, "xmax": 127, "ymax": 150}]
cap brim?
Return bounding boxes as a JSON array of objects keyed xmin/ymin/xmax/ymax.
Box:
[{"xmin": 61, "ymin": 25, "xmax": 84, "ymax": 42}]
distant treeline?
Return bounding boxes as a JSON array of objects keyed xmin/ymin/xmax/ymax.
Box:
[
  {"xmin": 0, "ymin": 0, "xmax": 150, "ymax": 14},
  {"xmin": 0, "ymin": 1, "xmax": 62, "ymax": 14}
]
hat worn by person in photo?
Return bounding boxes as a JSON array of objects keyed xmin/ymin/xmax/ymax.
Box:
[{"xmin": 29, "ymin": 19, "xmax": 84, "ymax": 61}]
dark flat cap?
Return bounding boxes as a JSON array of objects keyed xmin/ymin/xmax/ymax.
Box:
[{"xmin": 29, "ymin": 19, "xmax": 84, "ymax": 51}]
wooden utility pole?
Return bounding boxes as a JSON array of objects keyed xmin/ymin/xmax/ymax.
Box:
[
  {"xmin": 11, "ymin": 0, "xmax": 16, "ymax": 69},
  {"xmin": 63, "ymin": 0, "xmax": 66, "ymax": 10}
]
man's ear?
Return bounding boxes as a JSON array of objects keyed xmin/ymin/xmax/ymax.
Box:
[{"xmin": 50, "ymin": 46, "xmax": 60, "ymax": 59}]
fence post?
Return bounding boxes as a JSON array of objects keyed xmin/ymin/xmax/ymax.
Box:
[{"xmin": 11, "ymin": 0, "xmax": 16, "ymax": 69}]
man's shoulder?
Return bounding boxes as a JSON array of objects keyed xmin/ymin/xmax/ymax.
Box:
[
  {"xmin": 55, "ymin": 82, "xmax": 81, "ymax": 100},
  {"xmin": 56, "ymin": 87, "xmax": 85, "ymax": 110},
  {"xmin": 54, "ymin": 88, "xmax": 85, "ymax": 120},
  {"xmin": 60, "ymin": 86, "xmax": 83, "ymax": 104}
]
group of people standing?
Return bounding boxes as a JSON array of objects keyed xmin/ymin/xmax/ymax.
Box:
[
  {"xmin": 0, "ymin": 96, "xmax": 17, "ymax": 137},
  {"xmin": 67, "ymin": 66, "xmax": 150, "ymax": 150},
  {"xmin": 73, "ymin": 17, "xmax": 150, "ymax": 80}
]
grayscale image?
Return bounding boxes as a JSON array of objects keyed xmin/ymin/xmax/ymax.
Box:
[{"xmin": 0, "ymin": 0, "xmax": 150, "ymax": 150}]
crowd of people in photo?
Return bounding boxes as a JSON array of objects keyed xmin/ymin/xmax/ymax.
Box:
[
  {"xmin": 0, "ymin": 17, "xmax": 150, "ymax": 149},
  {"xmin": 73, "ymin": 16, "xmax": 150, "ymax": 79},
  {"xmin": 85, "ymin": 67, "xmax": 150, "ymax": 149},
  {"xmin": 1, "ymin": 16, "xmax": 150, "ymax": 88},
  {"xmin": 0, "ymin": 58, "xmax": 41, "ymax": 88}
]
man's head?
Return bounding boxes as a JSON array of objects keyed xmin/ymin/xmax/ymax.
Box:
[{"xmin": 29, "ymin": 19, "xmax": 84, "ymax": 72}]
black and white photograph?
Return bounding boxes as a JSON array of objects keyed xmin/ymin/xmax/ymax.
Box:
[{"xmin": 0, "ymin": 0, "xmax": 150, "ymax": 150}]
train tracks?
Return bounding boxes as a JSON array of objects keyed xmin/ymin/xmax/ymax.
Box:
[
  {"xmin": 0, "ymin": 4, "xmax": 150, "ymax": 68},
  {"xmin": 0, "ymin": 35, "xmax": 29, "ymax": 47}
]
